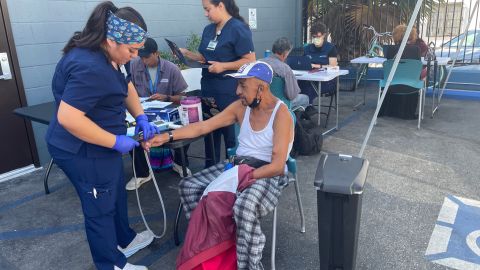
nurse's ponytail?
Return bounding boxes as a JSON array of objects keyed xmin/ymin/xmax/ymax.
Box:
[
  {"xmin": 211, "ymin": 0, "xmax": 246, "ymax": 24},
  {"xmin": 63, "ymin": 1, "xmax": 147, "ymax": 54}
]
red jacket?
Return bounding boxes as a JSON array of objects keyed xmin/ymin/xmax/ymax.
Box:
[{"xmin": 177, "ymin": 165, "xmax": 255, "ymax": 270}]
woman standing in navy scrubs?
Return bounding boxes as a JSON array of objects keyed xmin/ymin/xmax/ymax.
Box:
[
  {"xmin": 45, "ymin": 2, "xmax": 158, "ymax": 270},
  {"xmin": 180, "ymin": 0, "xmax": 255, "ymax": 166}
]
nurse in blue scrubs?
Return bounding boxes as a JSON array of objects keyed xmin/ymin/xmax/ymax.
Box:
[
  {"xmin": 180, "ymin": 0, "xmax": 256, "ymax": 167},
  {"xmin": 45, "ymin": 2, "xmax": 158, "ymax": 270}
]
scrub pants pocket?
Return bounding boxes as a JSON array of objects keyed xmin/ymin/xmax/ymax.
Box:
[
  {"xmin": 77, "ymin": 181, "xmax": 117, "ymax": 218},
  {"xmin": 54, "ymin": 155, "xmax": 120, "ymax": 218},
  {"xmin": 80, "ymin": 157, "xmax": 123, "ymax": 218}
]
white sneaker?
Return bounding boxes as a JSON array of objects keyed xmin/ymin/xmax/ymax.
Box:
[
  {"xmin": 114, "ymin": 263, "xmax": 148, "ymax": 270},
  {"xmin": 126, "ymin": 173, "xmax": 153, "ymax": 190},
  {"xmin": 172, "ymin": 162, "xmax": 192, "ymax": 177},
  {"xmin": 118, "ymin": 230, "xmax": 154, "ymax": 258}
]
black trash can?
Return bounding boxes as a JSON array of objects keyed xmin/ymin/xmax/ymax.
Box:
[{"xmin": 314, "ymin": 153, "xmax": 369, "ymax": 270}]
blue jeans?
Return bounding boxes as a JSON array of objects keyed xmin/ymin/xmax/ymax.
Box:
[{"xmin": 291, "ymin": 93, "xmax": 310, "ymax": 109}]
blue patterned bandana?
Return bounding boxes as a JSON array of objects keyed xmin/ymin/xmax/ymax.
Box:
[{"xmin": 106, "ymin": 11, "xmax": 148, "ymax": 44}]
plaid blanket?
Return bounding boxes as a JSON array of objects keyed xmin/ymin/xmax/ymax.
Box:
[{"xmin": 179, "ymin": 162, "xmax": 288, "ymax": 270}]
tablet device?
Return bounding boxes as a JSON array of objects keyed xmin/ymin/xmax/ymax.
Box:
[{"xmin": 165, "ymin": 38, "xmax": 210, "ymax": 68}]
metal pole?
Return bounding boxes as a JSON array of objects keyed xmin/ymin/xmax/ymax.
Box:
[
  {"xmin": 359, "ymin": 0, "xmax": 425, "ymax": 158},
  {"xmin": 295, "ymin": 0, "xmax": 304, "ymax": 48},
  {"xmin": 438, "ymin": 0, "xmax": 479, "ymax": 106}
]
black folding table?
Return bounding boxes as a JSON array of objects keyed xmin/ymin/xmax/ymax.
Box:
[{"xmin": 14, "ymin": 101, "xmax": 215, "ymax": 194}]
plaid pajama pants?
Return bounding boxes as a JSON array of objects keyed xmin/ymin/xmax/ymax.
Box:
[{"xmin": 179, "ymin": 163, "xmax": 288, "ymax": 270}]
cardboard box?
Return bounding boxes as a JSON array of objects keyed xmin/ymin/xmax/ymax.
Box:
[{"xmin": 144, "ymin": 107, "xmax": 180, "ymax": 123}]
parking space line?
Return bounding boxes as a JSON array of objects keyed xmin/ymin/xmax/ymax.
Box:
[{"xmin": 426, "ymin": 195, "xmax": 480, "ymax": 269}]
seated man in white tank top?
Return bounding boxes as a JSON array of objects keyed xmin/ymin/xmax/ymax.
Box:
[{"xmin": 143, "ymin": 61, "xmax": 293, "ymax": 270}]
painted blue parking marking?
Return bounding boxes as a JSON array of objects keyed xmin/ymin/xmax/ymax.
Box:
[
  {"xmin": 0, "ymin": 181, "xmax": 69, "ymax": 213},
  {"xmin": 426, "ymin": 88, "xmax": 480, "ymax": 101},
  {"xmin": 426, "ymin": 195, "xmax": 480, "ymax": 269},
  {"xmin": 0, "ymin": 212, "xmax": 169, "ymax": 241}
]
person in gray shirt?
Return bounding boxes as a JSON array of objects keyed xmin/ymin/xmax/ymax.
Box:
[
  {"xmin": 130, "ymin": 38, "xmax": 188, "ymax": 103},
  {"xmin": 261, "ymin": 37, "xmax": 309, "ymax": 109},
  {"xmin": 126, "ymin": 38, "xmax": 191, "ymax": 190}
]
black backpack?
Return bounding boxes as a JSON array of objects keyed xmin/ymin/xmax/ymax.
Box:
[{"xmin": 292, "ymin": 108, "xmax": 323, "ymax": 156}]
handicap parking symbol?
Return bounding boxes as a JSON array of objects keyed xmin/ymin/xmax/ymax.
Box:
[{"xmin": 425, "ymin": 195, "xmax": 480, "ymax": 269}]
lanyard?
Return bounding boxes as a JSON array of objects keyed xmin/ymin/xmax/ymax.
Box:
[
  {"xmin": 213, "ymin": 30, "xmax": 221, "ymax": 41},
  {"xmin": 145, "ymin": 60, "xmax": 162, "ymax": 95}
]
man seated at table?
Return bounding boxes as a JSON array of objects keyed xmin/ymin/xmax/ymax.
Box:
[
  {"xmin": 130, "ymin": 38, "xmax": 188, "ymax": 102},
  {"xmin": 127, "ymin": 38, "xmax": 190, "ymax": 190},
  {"xmin": 261, "ymin": 37, "xmax": 309, "ymax": 109},
  {"xmin": 300, "ymin": 21, "xmax": 338, "ymax": 103},
  {"xmin": 143, "ymin": 61, "xmax": 294, "ymax": 270}
]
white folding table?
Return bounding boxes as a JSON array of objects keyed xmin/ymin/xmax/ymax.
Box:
[
  {"xmin": 293, "ymin": 69, "xmax": 349, "ymax": 135},
  {"xmin": 350, "ymin": 56, "xmax": 450, "ymax": 117},
  {"xmin": 350, "ymin": 56, "xmax": 450, "ymax": 66}
]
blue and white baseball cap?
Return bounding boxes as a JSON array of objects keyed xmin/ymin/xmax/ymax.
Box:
[{"xmin": 226, "ymin": 61, "xmax": 273, "ymax": 84}]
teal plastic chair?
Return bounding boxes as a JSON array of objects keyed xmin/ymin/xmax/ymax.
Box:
[
  {"xmin": 227, "ymin": 110, "xmax": 305, "ymax": 270},
  {"xmin": 270, "ymin": 76, "xmax": 306, "ymax": 112},
  {"xmin": 270, "ymin": 76, "xmax": 291, "ymax": 108},
  {"xmin": 379, "ymin": 59, "xmax": 425, "ymax": 129}
]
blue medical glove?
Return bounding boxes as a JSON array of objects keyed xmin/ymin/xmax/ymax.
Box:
[
  {"xmin": 113, "ymin": 135, "xmax": 139, "ymax": 154},
  {"xmin": 134, "ymin": 114, "xmax": 159, "ymax": 140},
  {"xmin": 224, "ymin": 162, "xmax": 234, "ymax": 171}
]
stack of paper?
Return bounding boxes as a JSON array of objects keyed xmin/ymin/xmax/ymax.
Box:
[{"xmin": 142, "ymin": 101, "xmax": 172, "ymax": 109}]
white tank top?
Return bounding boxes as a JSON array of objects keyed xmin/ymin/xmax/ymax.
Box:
[{"xmin": 236, "ymin": 100, "xmax": 293, "ymax": 163}]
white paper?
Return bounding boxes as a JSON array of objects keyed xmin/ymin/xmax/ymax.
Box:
[
  {"xmin": 126, "ymin": 126, "xmax": 135, "ymax": 137},
  {"xmin": 125, "ymin": 112, "xmax": 135, "ymax": 123},
  {"xmin": 142, "ymin": 101, "xmax": 173, "ymax": 109},
  {"xmin": 201, "ymin": 166, "xmax": 239, "ymax": 198},
  {"xmin": 249, "ymin": 8, "xmax": 257, "ymax": 30}
]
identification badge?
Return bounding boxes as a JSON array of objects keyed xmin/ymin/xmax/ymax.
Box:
[
  {"xmin": 160, "ymin": 78, "xmax": 169, "ymax": 83},
  {"xmin": 207, "ymin": 40, "xmax": 218, "ymax": 51}
]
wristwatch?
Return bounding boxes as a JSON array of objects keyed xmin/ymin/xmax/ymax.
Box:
[
  {"xmin": 165, "ymin": 95, "xmax": 171, "ymax": 102},
  {"xmin": 168, "ymin": 130, "xmax": 174, "ymax": 142}
]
